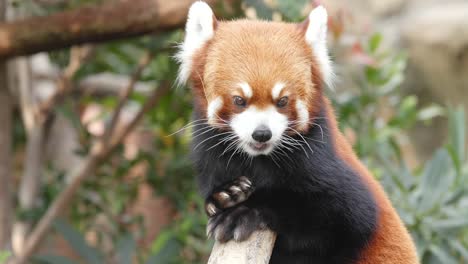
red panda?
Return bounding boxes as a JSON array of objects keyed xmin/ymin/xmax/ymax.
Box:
[{"xmin": 176, "ymin": 2, "xmax": 419, "ymax": 263}]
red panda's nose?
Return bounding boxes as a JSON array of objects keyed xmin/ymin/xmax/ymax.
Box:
[{"xmin": 252, "ymin": 125, "xmax": 272, "ymax": 142}]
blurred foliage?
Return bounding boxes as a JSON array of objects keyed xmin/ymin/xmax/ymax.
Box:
[
  {"xmin": 0, "ymin": 251, "xmax": 10, "ymax": 264},
  {"xmin": 333, "ymin": 33, "xmax": 468, "ymax": 263},
  {"xmin": 380, "ymin": 108, "xmax": 468, "ymax": 264},
  {"xmin": 8, "ymin": 1, "xmax": 467, "ymax": 264}
]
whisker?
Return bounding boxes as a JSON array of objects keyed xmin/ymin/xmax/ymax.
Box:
[
  {"xmin": 269, "ymin": 151, "xmax": 281, "ymax": 168},
  {"xmin": 274, "ymin": 145, "xmax": 294, "ymax": 164},
  {"xmin": 167, "ymin": 119, "xmax": 210, "ymax": 136},
  {"xmin": 206, "ymin": 134, "xmax": 237, "ymax": 151},
  {"xmin": 286, "ymin": 127, "xmax": 313, "ymax": 157},
  {"xmin": 311, "ymin": 122, "xmax": 325, "ymax": 142},
  {"xmin": 226, "ymin": 141, "xmax": 244, "ymax": 169},
  {"xmin": 221, "ymin": 139, "xmax": 240, "ymax": 156},
  {"xmin": 191, "ymin": 126, "xmax": 221, "ymax": 140},
  {"xmin": 193, "ymin": 131, "xmax": 233, "ymax": 150}
]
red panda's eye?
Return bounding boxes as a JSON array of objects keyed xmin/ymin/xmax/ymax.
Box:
[
  {"xmin": 233, "ymin": 96, "xmax": 246, "ymax": 107},
  {"xmin": 277, "ymin": 96, "xmax": 289, "ymax": 108}
]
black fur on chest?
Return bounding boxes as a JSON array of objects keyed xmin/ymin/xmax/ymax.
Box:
[{"xmin": 190, "ymin": 103, "xmax": 378, "ymax": 264}]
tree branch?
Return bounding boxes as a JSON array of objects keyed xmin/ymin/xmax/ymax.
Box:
[
  {"xmin": 208, "ymin": 230, "xmax": 276, "ymax": 264},
  {"xmin": 38, "ymin": 45, "xmax": 94, "ymax": 120},
  {"xmin": 0, "ymin": 0, "xmax": 241, "ymax": 60},
  {"xmin": 101, "ymin": 50, "xmax": 155, "ymax": 148}
]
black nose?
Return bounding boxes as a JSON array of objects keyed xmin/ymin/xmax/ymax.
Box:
[{"xmin": 252, "ymin": 125, "xmax": 272, "ymax": 142}]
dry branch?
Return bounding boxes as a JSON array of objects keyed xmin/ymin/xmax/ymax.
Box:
[
  {"xmin": 0, "ymin": 0, "xmax": 240, "ymax": 60},
  {"xmin": 208, "ymin": 230, "xmax": 277, "ymax": 264},
  {"xmin": 38, "ymin": 45, "xmax": 94, "ymax": 120},
  {"xmin": 101, "ymin": 50, "xmax": 156, "ymax": 147}
]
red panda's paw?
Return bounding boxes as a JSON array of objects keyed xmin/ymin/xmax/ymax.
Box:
[
  {"xmin": 206, "ymin": 205, "xmax": 265, "ymax": 242},
  {"xmin": 205, "ymin": 176, "xmax": 253, "ymax": 217}
]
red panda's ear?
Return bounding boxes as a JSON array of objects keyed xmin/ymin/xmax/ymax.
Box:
[
  {"xmin": 300, "ymin": 6, "xmax": 334, "ymax": 89},
  {"xmin": 176, "ymin": 1, "xmax": 218, "ymax": 85}
]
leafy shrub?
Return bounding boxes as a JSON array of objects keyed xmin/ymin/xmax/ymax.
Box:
[{"xmin": 334, "ymin": 33, "xmax": 468, "ymax": 263}]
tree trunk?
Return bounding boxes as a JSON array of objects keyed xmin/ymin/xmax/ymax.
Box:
[
  {"xmin": 0, "ymin": 0, "xmax": 13, "ymax": 249},
  {"xmin": 12, "ymin": 125, "xmax": 45, "ymax": 255},
  {"xmin": 7, "ymin": 5, "xmax": 46, "ymax": 255},
  {"xmin": 0, "ymin": 0, "xmax": 241, "ymax": 60}
]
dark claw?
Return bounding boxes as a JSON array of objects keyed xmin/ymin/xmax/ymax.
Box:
[
  {"xmin": 205, "ymin": 176, "xmax": 253, "ymax": 216},
  {"xmin": 207, "ymin": 205, "xmax": 265, "ymax": 242}
]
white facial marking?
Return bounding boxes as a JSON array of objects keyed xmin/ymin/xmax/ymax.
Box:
[
  {"xmin": 176, "ymin": 2, "xmax": 215, "ymax": 85},
  {"xmin": 207, "ymin": 97, "xmax": 223, "ymax": 124},
  {"xmin": 239, "ymin": 82, "xmax": 253, "ymax": 98},
  {"xmin": 271, "ymin": 82, "xmax": 285, "ymax": 100},
  {"xmin": 305, "ymin": 6, "xmax": 334, "ymax": 89},
  {"xmin": 296, "ymin": 100, "xmax": 310, "ymax": 130},
  {"xmin": 230, "ymin": 106, "xmax": 288, "ymax": 156}
]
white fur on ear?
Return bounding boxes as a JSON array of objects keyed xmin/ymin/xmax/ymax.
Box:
[
  {"xmin": 176, "ymin": 1, "xmax": 216, "ymax": 85},
  {"xmin": 305, "ymin": 6, "xmax": 334, "ymax": 88}
]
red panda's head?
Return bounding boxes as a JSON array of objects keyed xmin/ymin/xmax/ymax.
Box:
[{"xmin": 177, "ymin": 2, "xmax": 333, "ymax": 156}]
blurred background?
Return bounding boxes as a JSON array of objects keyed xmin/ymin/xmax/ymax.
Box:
[{"xmin": 0, "ymin": 0, "xmax": 467, "ymax": 263}]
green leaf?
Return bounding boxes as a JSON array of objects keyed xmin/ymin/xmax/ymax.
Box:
[
  {"xmin": 244, "ymin": 0, "xmax": 274, "ymax": 20},
  {"xmin": 276, "ymin": 0, "xmax": 309, "ymax": 21},
  {"xmin": 145, "ymin": 236, "xmax": 180, "ymax": 264},
  {"xmin": 449, "ymin": 240, "xmax": 468, "ymax": 261},
  {"xmin": 443, "ymin": 187, "xmax": 467, "ymax": 205},
  {"xmin": 0, "ymin": 251, "xmax": 10, "ymax": 264},
  {"xmin": 448, "ymin": 107, "xmax": 466, "ymax": 172},
  {"xmin": 417, "ymin": 105, "xmax": 445, "ymax": 121},
  {"xmin": 33, "ymin": 255, "xmax": 81, "ymax": 264},
  {"xmin": 429, "ymin": 217, "xmax": 468, "ymax": 232},
  {"xmin": 429, "ymin": 245, "xmax": 459, "ymax": 264},
  {"xmin": 53, "ymin": 219, "xmax": 103, "ymax": 264},
  {"xmin": 116, "ymin": 234, "xmax": 136, "ymax": 264},
  {"xmin": 369, "ymin": 33, "xmax": 383, "ymax": 53},
  {"xmin": 418, "ymin": 149, "xmax": 454, "ymax": 213}
]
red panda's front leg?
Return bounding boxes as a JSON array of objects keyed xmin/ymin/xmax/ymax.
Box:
[
  {"xmin": 205, "ymin": 176, "xmax": 266, "ymax": 242},
  {"xmin": 204, "ymin": 176, "xmax": 253, "ymax": 217}
]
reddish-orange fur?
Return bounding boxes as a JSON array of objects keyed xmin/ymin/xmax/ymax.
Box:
[
  {"xmin": 191, "ymin": 20, "xmax": 321, "ymax": 131},
  {"xmin": 189, "ymin": 17, "xmax": 418, "ymax": 264},
  {"xmin": 324, "ymin": 99, "xmax": 419, "ymax": 264}
]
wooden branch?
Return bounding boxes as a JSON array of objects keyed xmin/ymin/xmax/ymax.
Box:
[
  {"xmin": 208, "ymin": 230, "xmax": 276, "ymax": 264},
  {"xmin": 77, "ymin": 73, "xmax": 153, "ymax": 96},
  {"xmin": 0, "ymin": 0, "xmax": 241, "ymax": 60},
  {"xmin": 101, "ymin": 50, "xmax": 155, "ymax": 147},
  {"xmin": 38, "ymin": 45, "xmax": 94, "ymax": 120}
]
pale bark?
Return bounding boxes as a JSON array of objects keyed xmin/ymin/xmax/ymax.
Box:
[
  {"xmin": 12, "ymin": 125, "xmax": 45, "ymax": 255},
  {"xmin": 0, "ymin": 0, "xmax": 241, "ymax": 60},
  {"xmin": 0, "ymin": 0, "xmax": 13, "ymax": 250},
  {"xmin": 8, "ymin": 4, "xmax": 46, "ymax": 254},
  {"xmin": 208, "ymin": 230, "xmax": 276, "ymax": 264}
]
